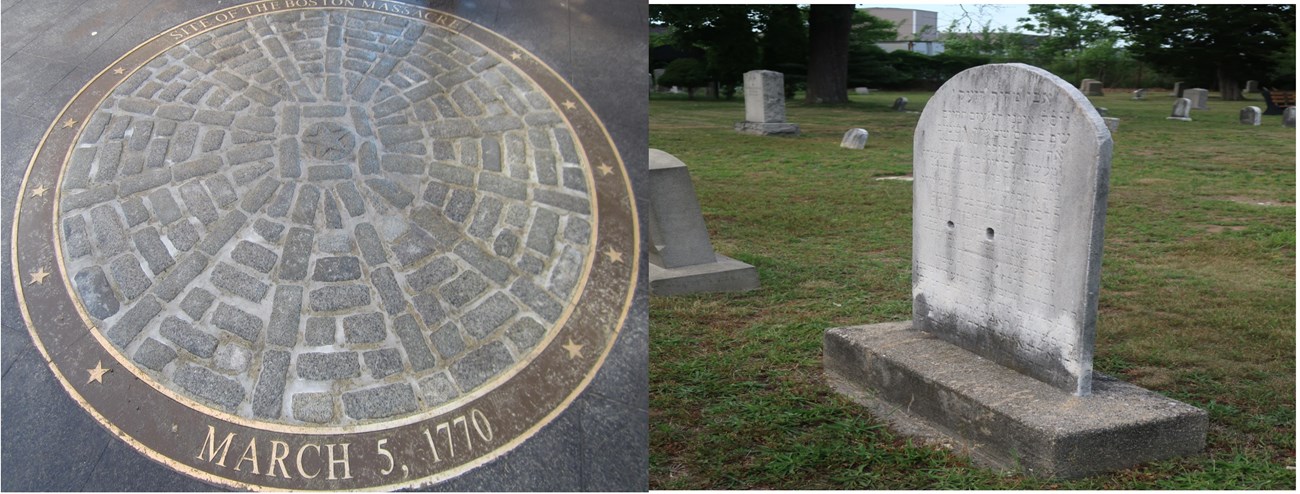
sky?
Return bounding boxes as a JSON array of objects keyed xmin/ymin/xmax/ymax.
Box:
[{"xmin": 863, "ymin": 4, "xmax": 1035, "ymax": 33}]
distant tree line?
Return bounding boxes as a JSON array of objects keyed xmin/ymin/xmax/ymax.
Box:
[{"xmin": 651, "ymin": 4, "xmax": 1295, "ymax": 101}]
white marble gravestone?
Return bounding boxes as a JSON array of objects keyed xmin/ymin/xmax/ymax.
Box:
[
  {"xmin": 824, "ymin": 63, "xmax": 1206, "ymax": 479},
  {"xmin": 648, "ymin": 149, "xmax": 760, "ymax": 295},
  {"xmin": 735, "ymin": 70, "xmax": 799, "ymax": 135},
  {"xmin": 892, "ymin": 97, "xmax": 908, "ymax": 112},
  {"xmin": 1103, "ymin": 117, "xmax": 1120, "ymax": 132},
  {"xmin": 840, "ymin": 128, "xmax": 869, "ymax": 149},
  {"xmin": 1240, "ymin": 106, "xmax": 1262, "ymax": 125},
  {"xmin": 1185, "ymin": 88, "xmax": 1209, "ymax": 110},
  {"xmin": 1084, "ymin": 80, "xmax": 1104, "ymax": 96},
  {"xmin": 1168, "ymin": 98, "xmax": 1193, "ymax": 121},
  {"xmin": 1245, "ymin": 80, "xmax": 1259, "ymax": 93},
  {"xmin": 911, "ymin": 63, "xmax": 1112, "ymax": 395},
  {"xmin": 855, "ymin": 87, "xmax": 870, "ymax": 95},
  {"xmin": 1285, "ymin": 107, "xmax": 1296, "ymax": 128}
]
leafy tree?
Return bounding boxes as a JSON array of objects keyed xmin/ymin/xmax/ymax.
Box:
[
  {"xmin": 657, "ymin": 58, "xmax": 708, "ymax": 99},
  {"xmin": 1017, "ymin": 4, "xmax": 1113, "ymax": 82},
  {"xmin": 1095, "ymin": 4, "xmax": 1296, "ymax": 99},
  {"xmin": 756, "ymin": 5, "xmax": 808, "ymax": 98},
  {"xmin": 806, "ymin": 4, "xmax": 855, "ymax": 104},
  {"xmin": 651, "ymin": 5, "xmax": 760, "ymax": 99}
]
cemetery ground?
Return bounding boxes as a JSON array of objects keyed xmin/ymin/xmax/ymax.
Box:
[{"xmin": 648, "ymin": 90, "xmax": 1295, "ymax": 489}]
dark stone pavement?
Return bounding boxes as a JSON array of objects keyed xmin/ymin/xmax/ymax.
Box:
[{"xmin": 1, "ymin": 0, "xmax": 648, "ymax": 490}]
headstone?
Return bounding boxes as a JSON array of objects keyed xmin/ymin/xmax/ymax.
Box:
[
  {"xmin": 855, "ymin": 87, "xmax": 870, "ymax": 95},
  {"xmin": 1185, "ymin": 88, "xmax": 1209, "ymax": 110},
  {"xmin": 1167, "ymin": 98, "xmax": 1193, "ymax": 121},
  {"xmin": 1245, "ymin": 80, "xmax": 1259, "ymax": 93},
  {"xmin": 840, "ymin": 128, "xmax": 869, "ymax": 149},
  {"xmin": 1078, "ymin": 78, "xmax": 1099, "ymax": 92},
  {"xmin": 1285, "ymin": 107, "xmax": 1296, "ymax": 128},
  {"xmin": 1084, "ymin": 80, "xmax": 1104, "ymax": 96},
  {"xmin": 1173, "ymin": 81, "xmax": 1185, "ymax": 97},
  {"xmin": 1103, "ymin": 117, "xmax": 1120, "ymax": 132},
  {"xmin": 669, "ymin": 86, "xmax": 680, "ymax": 94},
  {"xmin": 1095, "ymin": 107, "xmax": 1109, "ymax": 116},
  {"xmin": 892, "ymin": 97, "xmax": 908, "ymax": 112},
  {"xmin": 1240, "ymin": 106, "xmax": 1262, "ymax": 126},
  {"xmin": 648, "ymin": 149, "xmax": 760, "ymax": 295},
  {"xmin": 735, "ymin": 70, "xmax": 799, "ymax": 135},
  {"xmin": 825, "ymin": 63, "xmax": 1206, "ymax": 479},
  {"xmin": 1132, "ymin": 88, "xmax": 1146, "ymax": 100}
]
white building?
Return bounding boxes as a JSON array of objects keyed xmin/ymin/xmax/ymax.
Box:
[{"xmin": 865, "ymin": 7, "xmax": 944, "ymax": 55}]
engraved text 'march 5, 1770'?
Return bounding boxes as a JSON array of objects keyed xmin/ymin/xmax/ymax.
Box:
[{"xmin": 912, "ymin": 63, "xmax": 1112, "ymax": 396}]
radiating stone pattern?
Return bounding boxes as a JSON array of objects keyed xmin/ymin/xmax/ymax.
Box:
[{"xmin": 57, "ymin": 10, "xmax": 593, "ymax": 426}]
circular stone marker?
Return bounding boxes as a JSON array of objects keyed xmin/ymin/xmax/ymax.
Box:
[{"xmin": 12, "ymin": 2, "xmax": 637, "ymax": 490}]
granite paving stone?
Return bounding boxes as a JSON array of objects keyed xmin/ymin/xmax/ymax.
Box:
[
  {"xmin": 309, "ymin": 285, "xmax": 371, "ymax": 312},
  {"xmin": 298, "ymin": 352, "xmax": 361, "ymax": 380},
  {"xmin": 341, "ymin": 383, "xmax": 419, "ymax": 420},
  {"xmin": 251, "ymin": 350, "xmax": 290, "ymax": 418},
  {"xmin": 211, "ymin": 302, "xmax": 262, "ymax": 343},
  {"xmin": 343, "ymin": 312, "xmax": 386, "ymax": 343},
  {"xmin": 230, "ymin": 240, "xmax": 278, "ymax": 273},
  {"xmin": 174, "ymin": 365, "xmax": 245, "ymax": 409},
  {"xmin": 160, "ymin": 316, "xmax": 218, "ymax": 358},
  {"xmin": 72, "ymin": 266, "xmax": 120, "ymax": 320},
  {"xmin": 363, "ymin": 348, "xmax": 405, "ymax": 379},
  {"xmin": 210, "ymin": 262, "xmax": 270, "ymax": 302},
  {"xmin": 133, "ymin": 337, "xmax": 178, "ymax": 371}
]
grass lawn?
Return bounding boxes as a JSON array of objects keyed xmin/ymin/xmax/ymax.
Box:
[{"xmin": 648, "ymin": 88, "xmax": 1296, "ymax": 489}]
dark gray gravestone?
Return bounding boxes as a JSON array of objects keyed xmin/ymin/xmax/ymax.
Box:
[
  {"xmin": 1240, "ymin": 106, "xmax": 1262, "ymax": 126},
  {"xmin": 824, "ymin": 63, "xmax": 1206, "ymax": 479},
  {"xmin": 1168, "ymin": 98, "xmax": 1193, "ymax": 121},
  {"xmin": 3, "ymin": 0, "xmax": 647, "ymax": 491}
]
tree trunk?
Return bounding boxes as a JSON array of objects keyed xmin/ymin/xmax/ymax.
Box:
[
  {"xmin": 805, "ymin": 5, "xmax": 854, "ymax": 104},
  {"xmin": 1217, "ymin": 66, "xmax": 1242, "ymax": 101}
]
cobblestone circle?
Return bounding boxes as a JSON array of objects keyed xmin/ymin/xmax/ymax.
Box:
[{"xmin": 57, "ymin": 10, "xmax": 593, "ymax": 427}]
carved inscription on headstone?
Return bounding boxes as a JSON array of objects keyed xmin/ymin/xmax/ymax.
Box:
[{"xmin": 912, "ymin": 63, "xmax": 1112, "ymax": 395}]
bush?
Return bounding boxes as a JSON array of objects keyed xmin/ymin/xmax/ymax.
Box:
[{"xmin": 658, "ymin": 58, "xmax": 708, "ymax": 98}]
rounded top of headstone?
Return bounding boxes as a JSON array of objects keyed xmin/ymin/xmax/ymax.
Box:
[{"xmin": 649, "ymin": 148, "xmax": 688, "ymax": 170}]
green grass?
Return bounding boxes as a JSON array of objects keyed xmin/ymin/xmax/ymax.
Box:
[{"xmin": 648, "ymin": 89, "xmax": 1296, "ymax": 489}]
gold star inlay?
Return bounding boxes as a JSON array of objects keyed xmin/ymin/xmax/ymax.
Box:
[
  {"xmin": 562, "ymin": 100, "xmax": 577, "ymax": 111},
  {"xmin": 510, "ymin": 51, "xmax": 522, "ymax": 61},
  {"xmin": 87, "ymin": 360, "xmax": 109, "ymax": 384},
  {"xmin": 602, "ymin": 246, "xmax": 624, "ymax": 264},
  {"xmin": 112, "ymin": 67, "xmax": 126, "ymax": 75},
  {"xmin": 562, "ymin": 338, "xmax": 584, "ymax": 359},
  {"xmin": 27, "ymin": 267, "xmax": 50, "ymax": 285},
  {"xmin": 61, "ymin": 118, "xmax": 78, "ymax": 129},
  {"xmin": 30, "ymin": 185, "xmax": 48, "ymax": 198},
  {"xmin": 596, "ymin": 163, "xmax": 614, "ymax": 176}
]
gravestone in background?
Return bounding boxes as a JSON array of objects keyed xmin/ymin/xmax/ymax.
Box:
[
  {"xmin": 1173, "ymin": 81, "xmax": 1186, "ymax": 97},
  {"xmin": 1240, "ymin": 106, "xmax": 1262, "ymax": 125},
  {"xmin": 647, "ymin": 149, "xmax": 759, "ymax": 295},
  {"xmin": 1104, "ymin": 117, "xmax": 1120, "ymax": 132},
  {"xmin": 1132, "ymin": 88, "xmax": 1146, "ymax": 100},
  {"xmin": 1084, "ymin": 80, "xmax": 1104, "ymax": 96},
  {"xmin": 735, "ymin": 70, "xmax": 800, "ymax": 136},
  {"xmin": 1185, "ymin": 88, "xmax": 1209, "ymax": 110},
  {"xmin": 840, "ymin": 129, "xmax": 869, "ymax": 149},
  {"xmin": 1168, "ymin": 98, "xmax": 1193, "ymax": 121},
  {"xmin": 892, "ymin": 97, "xmax": 908, "ymax": 112},
  {"xmin": 1245, "ymin": 80, "xmax": 1259, "ymax": 93},
  {"xmin": 1285, "ymin": 107, "xmax": 1296, "ymax": 128},
  {"xmin": 1078, "ymin": 78, "xmax": 1099, "ymax": 92},
  {"xmin": 855, "ymin": 87, "xmax": 870, "ymax": 95},
  {"xmin": 824, "ymin": 63, "xmax": 1206, "ymax": 479}
]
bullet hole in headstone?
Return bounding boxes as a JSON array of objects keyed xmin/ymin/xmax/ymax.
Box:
[
  {"xmin": 946, "ymin": 221, "xmax": 954, "ymax": 229},
  {"xmin": 986, "ymin": 227, "xmax": 995, "ymax": 240}
]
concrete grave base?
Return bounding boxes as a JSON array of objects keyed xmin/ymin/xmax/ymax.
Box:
[
  {"xmin": 823, "ymin": 321, "xmax": 1207, "ymax": 479},
  {"xmin": 734, "ymin": 122, "xmax": 800, "ymax": 136},
  {"xmin": 650, "ymin": 253, "xmax": 759, "ymax": 296},
  {"xmin": 1166, "ymin": 116, "xmax": 1193, "ymax": 121}
]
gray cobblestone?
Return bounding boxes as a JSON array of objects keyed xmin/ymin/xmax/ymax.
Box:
[
  {"xmin": 109, "ymin": 254, "xmax": 151, "ymax": 301},
  {"xmin": 418, "ymin": 373, "xmax": 460, "ymax": 406},
  {"xmin": 145, "ymin": 188, "xmax": 182, "ymax": 225},
  {"xmin": 454, "ymin": 241, "xmax": 513, "ymax": 285},
  {"xmin": 323, "ymin": 191, "xmax": 343, "ymax": 229},
  {"xmin": 200, "ymin": 128, "xmax": 226, "ymax": 152},
  {"xmin": 467, "ymin": 196, "xmax": 503, "ymax": 239},
  {"xmin": 93, "ymin": 143, "xmax": 123, "ymax": 183},
  {"xmin": 254, "ymin": 218, "xmax": 285, "ymax": 243},
  {"xmin": 266, "ymin": 181, "xmax": 296, "ymax": 218},
  {"xmin": 203, "ymin": 174, "xmax": 237, "ymax": 206},
  {"xmin": 73, "ymin": 266, "xmax": 120, "ymax": 320},
  {"xmin": 451, "ymin": 340, "xmax": 514, "ymax": 391},
  {"xmin": 441, "ymin": 271, "xmax": 488, "ymax": 308},
  {"xmin": 535, "ymin": 189, "xmax": 592, "ymax": 214},
  {"xmin": 233, "ymin": 161, "xmax": 273, "ymax": 185},
  {"xmin": 175, "ymin": 365, "xmax": 244, "ymax": 410},
  {"xmin": 267, "ymin": 285, "xmax": 304, "ymax": 347},
  {"xmin": 89, "ymin": 205, "xmax": 130, "ymax": 254},
  {"xmin": 298, "ymin": 351, "xmax": 360, "ymax": 380},
  {"xmin": 517, "ymin": 255, "xmax": 544, "ymax": 275},
  {"xmin": 63, "ymin": 216, "xmax": 92, "ymax": 259},
  {"xmin": 342, "ymin": 383, "xmax": 418, "ymax": 420},
  {"xmin": 214, "ymin": 342, "xmax": 252, "ymax": 373},
  {"xmin": 313, "ymin": 256, "xmax": 361, "ymax": 282},
  {"xmin": 564, "ymin": 217, "xmax": 591, "ymax": 245},
  {"xmin": 363, "ymin": 349, "xmax": 404, "ymax": 379},
  {"xmin": 211, "ymin": 262, "xmax": 268, "ymax": 302},
  {"xmin": 364, "ymin": 177, "xmax": 413, "ymax": 207},
  {"xmin": 526, "ymin": 208, "xmax": 560, "ymax": 255},
  {"xmin": 394, "ymin": 314, "xmax": 436, "ymax": 371},
  {"xmin": 252, "ymin": 350, "xmax": 290, "ymax": 418},
  {"xmin": 179, "ymin": 288, "xmax": 216, "ymax": 321},
  {"xmin": 367, "ymin": 267, "xmax": 403, "ymax": 315},
  {"xmin": 430, "ymin": 323, "xmax": 466, "ymax": 359},
  {"xmin": 279, "ymin": 138, "xmax": 301, "ymax": 178},
  {"xmin": 231, "ymin": 240, "xmax": 278, "ymax": 273},
  {"xmin": 463, "ymin": 293, "xmax": 520, "ymax": 340},
  {"xmin": 381, "ymin": 155, "xmax": 425, "ymax": 174},
  {"xmin": 106, "ymin": 295, "xmax": 161, "ymax": 347},
  {"xmin": 160, "ymin": 316, "xmax": 218, "ymax": 357},
  {"xmin": 61, "ymin": 186, "xmax": 115, "ymax": 213},
  {"xmin": 391, "ymin": 227, "xmax": 436, "ymax": 267},
  {"xmin": 212, "ymin": 302, "xmax": 262, "ymax": 342},
  {"xmin": 291, "ymin": 183, "xmax": 320, "ymax": 225},
  {"xmin": 153, "ymin": 252, "xmax": 208, "ymax": 301},
  {"xmin": 422, "ymin": 181, "xmax": 449, "ymax": 206},
  {"xmin": 279, "ymin": 227, "xmax": 314, "ymax": 280},
  {"xmin": 445, "ymin": 188, "xmax": 475, "ymax": 222},
  {"xmin": 429, "ymin": 162, "xmax": 475, "ymax": 188},
  {"xmin": 510, "ymin": 278, "xmax": 564, "ymax": 323},
  {"xmin": 177, "ymin": 181, "xmax": 218, "ymax": 224},
  {"xmin": 197, "ymin": 210, "xmax": 249, "ymax": 255},
  {"xmin": 174, "ymin": 155, "xmax": 222, "ymax": 182},
  {"xmin": 318, "ymin": 230, "xmax": 353, "ymax": 254},
  {"xmin": 305, "ymin": 317, "xmax": 336, "ymax": 346},
  {"xmin": 293, "ymin": 393, "xmax": 335, "ymax": 423},
  {"xmin": 309, "ymin": 285, "xmax": 371, "ymax": 312},
  {"xmin": 167, "ymin": 125, "xmax": 199, "ymax": 164},
  {"xmin": 507, "ymin": 317, "xmax": 547, "ymax": 351},
  {"xmin": 239, "ymin": 177, "xmax": 279, "ymax": 214},
  {"xmin": 335, "ymin": 182, "xmax": 366, "ymax": 217},
  {"xmin": 130, "ymin": 227, "xmax": 174, "ymax": 275},
  {"xmin": 307, "ymin": 165, "xmax": 352, "ymax": 180},
  {"xmin": 343, "ymin": 312, "xmax": 386, "ymax": 343},
  {"xmin": 166, "ymin": 220, "xmax": 200, "ymax": 252},
  {"xmin": 351, "ymin": 223, "xmax": 385, "ymax": 266}
]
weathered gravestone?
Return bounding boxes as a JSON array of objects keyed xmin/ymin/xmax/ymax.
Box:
[
  {"xmin": 1240, "ymin": 106, "xmax": 1262, "ymax": 125},
  {"xmin": 1185, "ymin": 88, "xmax": 1209, "ymax": 110},
  {"xmin": 648, "ymin": 149, "xmax": 760, "ymax": 295},
  {"xmin": 1079, "ymin": 78, "xmax": 1099, "ymax": 92},
  {"xmin": 1104, "ymin": 117, "xmax": 1120, "ymax": 132},
  {"xmin": 855, "ymin": 87, "xmax": 870, "ymax": 95},
  {"xmin": 1285, "ymin": 107, "xmax": 1296, "ymax": 128},
  {"xmin": 1095, "ymin": 106, "xmax": 1109, "ymax": 116},
  {"xmin": 1168, "ymin": 98, "xmax": 1193, "ymax": 121},
  {"xmin": 1084, "ymin": 80, "xmax": 1104, "ymax": 96},
  {"xmin": 1245, "ymin": 80, "xmax": 1260, "ymax": 93},
  {"xmin": 824, "ymin": 63, "xmax": 1206, "ymax": 479},
  {"xmin": 893, "ymin": 97, "xmax": 909, "ymax": 112},
  {"xmin": 1173, "ymin": 81, "xmax": 1186, "ymax": 97},
  {"xmin": 1132, "ymin": 88, "xmax": 1146, "ymax": 100},
  {"xmin": 841, "ymin": 129, "xmax": 869, "ymax": 149},
  {"xmin": 735, "ymin": 70, "xmax": 800, "ymax": 136}
]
